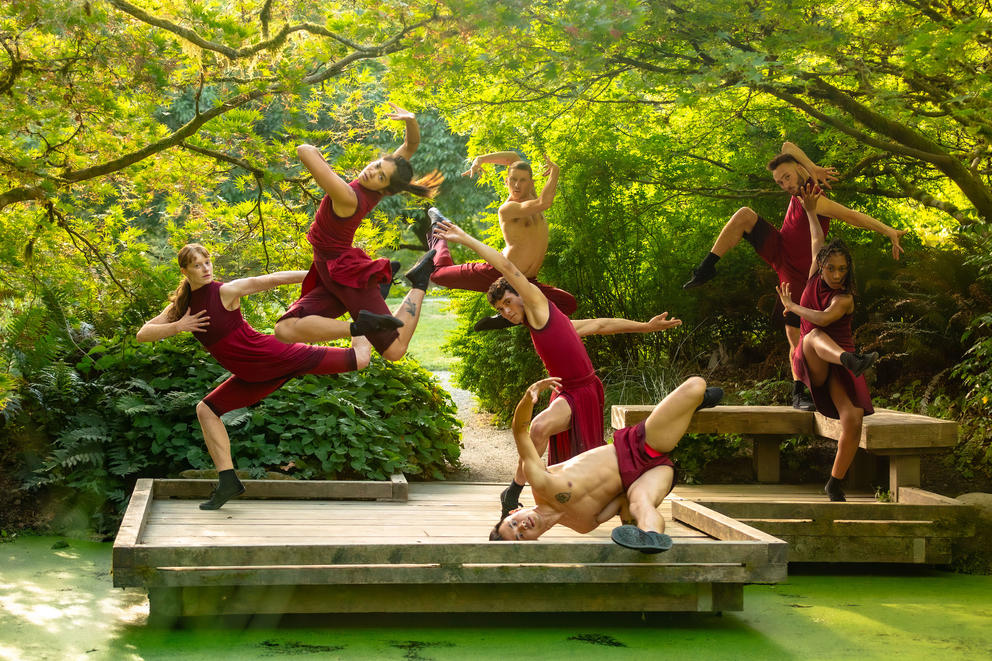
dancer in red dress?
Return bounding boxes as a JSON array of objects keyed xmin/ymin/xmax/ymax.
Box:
[
  {"xmin": 684, "ymin": 142, "xmax": 905, "ymax": 411},
  {"xmin": 427, "ymin": 153, "xmax": 576, "ymax": 329},
  {"xmin": 432, "ymin": 219, "xmax": 682, "ymax": 518},
  {"xmin": 775, "ymin": 184, "xmax": 878, "ymax": 502},
  {"xmin": 275, "ymin": 103, "xmax": 442, "ymax": 361},
  {"xmin": 137, "ymin": 244, "xmax": 373, "ymax": 510}
]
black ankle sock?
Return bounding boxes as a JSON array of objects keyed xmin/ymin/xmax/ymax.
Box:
[
  {"xmin": 504, "ymin": 480, "xmax": 524, "ymax": 503},
  {"xmin": 840, "ymin": 351, "xmax": 857, "ymax": 372},
  {"xmin": 825, "ymin": 476, "xmax": 845, "ymax": 500},
  {"xmin": 218, "ymin": 468, "xmax": 241, "ymax": 488},
  {"xmin": 699, "ymin": 252, "xmax": 720, "ymax": 272}
]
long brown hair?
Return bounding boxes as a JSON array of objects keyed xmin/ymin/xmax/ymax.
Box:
[
  {"xmin": 165, "ymin": 243, "xmax": 210, "ymax": 322},
  {"xmin": 381, "ymin": 155, "xmax": 443, "ymax": 198}
]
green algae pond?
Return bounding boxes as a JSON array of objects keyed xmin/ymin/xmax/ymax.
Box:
[{"xmin": 2, "ymin": 535, "xmax": 990, "ymax": 661}]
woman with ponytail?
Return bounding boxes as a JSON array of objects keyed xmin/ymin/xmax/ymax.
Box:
[
  {"xmin": 275, "ymin": 103, "xmax": 443, "ymax": 362},
  {"xmin": 137, "ymin": 243, "xmax": 377, "ymax": 510},
  {"xmin": 776, "ymin": 183, "xmax": 879, "ymax": 503}
]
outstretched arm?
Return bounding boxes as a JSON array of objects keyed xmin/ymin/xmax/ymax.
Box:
[
  {"xmin": 813, "ymin": 196, "xmax": 907, "ymax": 260},
  {"xmin": 511, "ymin": 378, "xmax": 561, "ymax": 491},
  {"xmin": 801, "ymin": 181, "xmax": 825, "ymax": 279},
  {"xmin": 387, "ymin": 103, "xmax": 420, "ymax": 161},
  {"xmin": 781, "ymin": 141, "xmax": 838, "ymax": 189},
  {"xmin": 571, "ymin": 312, "xmax": 682, "ymax": 338},
  {"xmin": 297, "ymin": 144, "xmax": 358, "ymax": 217},
  {"xmin": 432, "ymin": 219, "xmax": 549, "ymax": 325},
  {"xmin": 462, "ymin": 151, "xmax": 522, "ymax": 177},
  {"xmin": 218, "ymin": 271, "xmax": 309, "ymax": 309},
  {"xmin": 136, "ymin": 306, "xmax": 209, "ymax": 342}
]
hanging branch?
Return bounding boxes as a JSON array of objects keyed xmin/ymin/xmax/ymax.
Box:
[{"xmin": 45, "ymin": 202, "xmax": 131, "ymax": 298}]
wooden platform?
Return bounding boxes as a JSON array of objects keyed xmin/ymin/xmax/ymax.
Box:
[
  {"xmin": 612, "ymin": 405, "xmax": 958, "ymax": 497},
  {"xmin": 113, "ymin": 479, "xmax": 787, "ymax": 619}
]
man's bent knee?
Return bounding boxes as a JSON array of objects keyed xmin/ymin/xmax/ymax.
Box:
[
  {"xmin": 273, "ymin": 319, "xmax": 296, "ymax": 343},
  {"xmin": 732, "ymin": 207, "xmax": 758, "ymax": 228}
]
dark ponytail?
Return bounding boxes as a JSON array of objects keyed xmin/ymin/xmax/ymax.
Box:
[
  {"xmin": 165, "ymin": 243, "xmax": 210, "ymax": 322},
  {"xmin": 382, "ymin": 155, "xmax": 443, "ymax": 198}
]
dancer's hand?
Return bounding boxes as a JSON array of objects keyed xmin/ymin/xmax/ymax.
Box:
[
  {"xmin": 799, "ymin": 180, "xmax": 820, "ymax": 214},
  {"xmin": 646, "ymin": 312, "xmax": 682, "ymax": 331},
  {"xmin": 175, "ymin": 310, "xmax": 210, "ymax": 333},
  {"xmin": 431, "ymin": 219, "xmax": 471, "ymax": 245},
  {"xmin": 541, "ymin": 154, "xmax": 558, "ymax": 178},
  {"xmin": 888, "ymin": 228, "xmax": 908, "ymax": 260},
  {"xmin": 462, "ymin": 158, "xmax": 481, "ymax": 178},
  {"xmin": 386, "ymin": 102, "xmax": 414, "ymax": 122},
  {"xmin": 775, "ymin": 282, "xmax": 794, "ymax": 315},
  {"xmin": 527, "ymin": 377, "xmax": 562, "ymax": 403},
  {"xmin": 810, "ymin": 164, "xmax": 839, "ymax": 190}
]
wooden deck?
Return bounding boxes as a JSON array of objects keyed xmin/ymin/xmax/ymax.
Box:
[{"xmin": 113, "ymin": 479, "xmax": 787, "ymax": 619}]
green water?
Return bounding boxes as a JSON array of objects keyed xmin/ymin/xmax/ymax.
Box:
[{"xmin": 1, "ymin": 536, "xmax": 990, "ymax": 660}]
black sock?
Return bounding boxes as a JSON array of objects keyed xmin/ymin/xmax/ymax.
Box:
[
  {"xmin": 348, "ymin": 320, "xmax": 361, "ymax": 336},
  {"xmin": 699, "ymin": 252, "xmax": 720, "ymax": 272},
  {"xmin": 839, "ymin": 351, "xmax": 856, "ymax": 372},
  {"xmin": 218, "ymin": 468, "xmax": 241, "ymax": 489},
  {"xmin": 792, "ymin": 380, "xmax": 802, "ymax": 397},
  {"xmin": 825, "ymin": 475, "xmax": 845, "ymax": 499},
  {"xmin": 504, "ymin": 480, "xmax": 524, "ymax": 503}
]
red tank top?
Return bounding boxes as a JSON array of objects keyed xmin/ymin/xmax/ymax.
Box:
[
  {"xmin": 780, "ymin": 195, "xmax": 831, "ymax": 274},
  {"xmin": 188, "ymin": 281, "xmax": 323, "ymax": 382},
  {"xmin": 526, "ymin": 302, "xmax": 595, "ymax": 386},
  {"xmin": 798, "ymin": 274, "xmax": 854, "ymax": 351},
  {"xmin": 306, "ymin": 181, "xmax": 384, "ymax": 252}
]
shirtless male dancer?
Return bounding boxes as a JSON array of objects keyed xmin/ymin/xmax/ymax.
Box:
[
  {"xmin": 428, "ymin": 152, "xmax": 576, "ymax": 329},
  {"xmin": 491, "ymin": 375, "xmax": 723, "ymax": 553},
  {"xmin": 682, "ymin": 142, "xmax": 906, "ymax": 411},
  {"xmin": 432, "ymin": 219, "xmax": 682, "ymax": 518}
]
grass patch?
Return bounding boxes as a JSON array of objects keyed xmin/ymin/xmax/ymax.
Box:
[{"xmin": 386, "ymin": 295, "xmax": 460, "ymax": 371}]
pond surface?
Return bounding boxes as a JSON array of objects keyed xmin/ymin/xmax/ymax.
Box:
[{"xmin": 2, "ymin": 536, "xmax": 990, "ymax": 660}]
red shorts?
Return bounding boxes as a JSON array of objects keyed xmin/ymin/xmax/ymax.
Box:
[
  {"xmin": 612, "ymin": 421, "xmax": 677, "ymax": 493},
  {"xmin": 279, "ymin": 261, "xmax": 399, "ymax": 355},
  {"xmin": 431, "ymin": 238, "xmax": 578, "ymax": 316},
  {"xmin": 203, "ymin": 347, "xmax": 356, "ymax": 415},
  {"xmin": 745, "ymin": 216, "xmax": 808, "ymax": 328}
]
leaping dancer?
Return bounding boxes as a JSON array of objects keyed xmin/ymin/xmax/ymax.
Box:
[
  {"xmin": 275, "ymin": 102, "xmax": 442, "ymax": 361},
  {"xmin": 683, "ymin": 142, "xmax": 905, "ymax": 411}
]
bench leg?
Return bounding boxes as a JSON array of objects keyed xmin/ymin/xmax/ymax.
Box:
[
  {"xmin": 889, "ymin": 456, "xmax": 921, "ymax": 502},
  {"xmin": 752, "ymin": 436, "xmax": 780, "ymax": 483}
]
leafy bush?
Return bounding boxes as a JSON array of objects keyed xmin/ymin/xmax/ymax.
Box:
[{"xmin": 11, "ymin": 335, "xmax": 461, "ymax": 534}]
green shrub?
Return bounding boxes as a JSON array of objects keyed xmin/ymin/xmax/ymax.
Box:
[{"xmin": 14, "ymin": 335, "xmax": 462, "ymax": 534}]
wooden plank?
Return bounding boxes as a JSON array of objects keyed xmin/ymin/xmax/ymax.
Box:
[
  {"xmin": 783, "ymin": 535, "xmax": 953, "ymax": 564},
  {"xmin": 151, "ymin": 479, "xmax": 397, "ymax": 500},
  {"xmin": 898, "ymin": 487, "xmax": 969, "ymax": 507},
  {"xmin": 814, "ymin": 408, "xmax": 957, "ymax": 451},
  {"xmin": 163, "ymin": 582, "xmax": 742, "ymax": 616},
  {"xmin": 612, "ymin": 405, "xmax": 813, "ymax": 435},
  {"xmin": 134, "ymin": 562, "xmax": 756, "ymax": 588},
  {"xmin": 112, "ymin": 478, "xmax": 154, "ymax": 587},
  {"xmin": 389, "ymin": 473, "xmax": 408, "ymax": 501},
  {"xmin": 736, "ymin": 518, "xmax": 964, "ymax": 538},
  {"xmin": 691, "ymin": 499, "xmax": 972, "ymax": 524}
]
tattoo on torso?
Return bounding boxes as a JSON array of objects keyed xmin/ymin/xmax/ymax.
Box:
[{"xmin": 555, "ymin": 492, "xmax": 571, "ymax": 504}]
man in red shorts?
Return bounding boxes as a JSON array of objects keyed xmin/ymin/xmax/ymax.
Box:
[
  {"xmin": 682, "ymin": 142, "xmax": 906, "ymax": 411},
  {"xmin": 427, "ymin": 152, "xmax": 576, "ymax": 329},
  {"xmin": 490, "ymin": 375, "xmax": 722, "ymax": 553},
  {"xmin": 432, "ymin": 219, "xmax": 683, "ymax": 519}
]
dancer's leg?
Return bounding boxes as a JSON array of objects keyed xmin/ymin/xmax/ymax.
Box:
[
  {"xmin": 625, "ymin": 465, "xmax": 676, "ymax": 534},
  {"xmin": 643, "ymin": 376, "xmax": 708, "ymax": 454},
  {"xmin": 829, "ymin": 376, "xmax": 863, "ymax": 481},
  {"xmin": 196, "ymin": 400, "xmax": 234, "ymax": 472},
  {"xmin": 711, "ymin": 207, "xmax": 760, "ymax": 256},
  {"xmin": 275, "ymin": 315, "xmax": 354, "ymax": 344}
]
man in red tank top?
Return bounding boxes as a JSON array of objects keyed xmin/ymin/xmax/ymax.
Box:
[
  {"xmin": 682, "ymin": 142, "xmax": 906, "ymax": 411},
  {"xmin": 432, "ymin": 219, "xmax": 683, "ymax": 519}
]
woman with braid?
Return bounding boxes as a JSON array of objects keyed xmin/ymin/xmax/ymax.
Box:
[
  {"xmin": 137, "ymin": 244, "xmax": 374, "ymax": 510},
  {"xmin": 775, "ymin": 183, "xmax": 878, "ymax": 502}
]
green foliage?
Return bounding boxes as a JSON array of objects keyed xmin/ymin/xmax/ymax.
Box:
[{"xmin": 15, "ymin": 336, "xmax": 461, "ymax": 534}]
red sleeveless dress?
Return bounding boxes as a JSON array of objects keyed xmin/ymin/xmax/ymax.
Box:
[{"xmin": 526, "ymin": 302, "xmax": 605, "ymax": 463}]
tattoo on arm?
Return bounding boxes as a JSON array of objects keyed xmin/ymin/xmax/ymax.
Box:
[
  {"xmin": 403, "ymin": 299, "xmax": 417, "ymax": 316},
  {"xmin": 555, "ymin": 492, "xmax": 571, "ymax": 504}
]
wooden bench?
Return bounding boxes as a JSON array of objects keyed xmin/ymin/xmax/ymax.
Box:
[{"xmin": 611, "ymin": 405, "xmax": 957, "ymax": 500}]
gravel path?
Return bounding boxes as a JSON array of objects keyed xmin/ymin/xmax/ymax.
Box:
[{"xmin": 433, "ymin": 371, "xmax": 517, "ymax": 482}]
